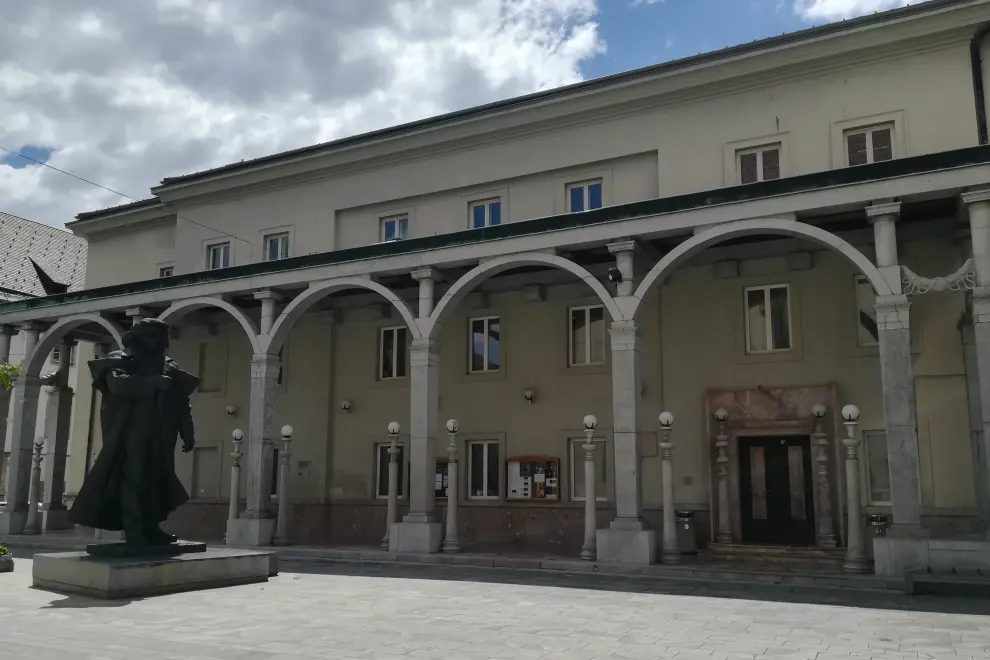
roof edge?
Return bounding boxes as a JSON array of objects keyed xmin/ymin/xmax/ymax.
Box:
[{"xmin": 70, "ymin": 197, "xmax": 164, "ymax": 224}]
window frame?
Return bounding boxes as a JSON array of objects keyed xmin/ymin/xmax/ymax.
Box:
[
  {"xmin": 469, "ymin": 198, "xmax": 502, "ymax": 229},
  {"xmin": 569, "ymin": 437, "xmax": 608, "ymax": 502},
  {"xmin": 468, "ymin": 315, "xmax": 501, "ymax": 374},
  {"xmin": 378, "ymin": 325, "xmax": 409, "ymax": 381},
  {"xmin": 863, "ymin": 429, "xmax": 891, "ymax": 506},
  {"xmin": 736, "ymin": 143, "xmax": 781, "ymax": 184},
  {"xmin": 854, "ymin": 275, "xmax": 880, "ymax": 348},
  {"xmin": 263, "ymin": 232, "xmax": 290, "ymax": 261},
  {"xmin": 158, "ymin": 265, "xmax": 174, "ymax": 278},
  {"xmin": 51, "ymin": 344, "xmax": 76, "ymax": 366},
  {"xmin": 743, "ymin": 283, "xmax": 793, "ymax": 355},
  {"xmin": 466, "ymin": 439, "xmax": 501, "ymax": 500},
  {"xmin": 374, "ymin": 441, "xmax": 408, "ymax": 500},
  {"xmin": 380, "ymin": 215, "xmax": 409, "ymax": 242},
  {"xmin": 844, "ymin": 123, "xmax": 894, "ymax": 166},
  {"xmin": 568, "ymin": 305, "xmax": 606, "ymax": 367},
  {"xmin": 205, "ymin": 242, "xmax": 231, "ymax": 270},
  {"xmin": 565, "ymin": 179, "xmax": 604, "ymax": 213}
]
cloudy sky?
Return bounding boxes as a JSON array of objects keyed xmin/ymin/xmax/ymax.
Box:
[{"xmin": 1, "ymin": 0, "xmax": 917, "ymax": 229}]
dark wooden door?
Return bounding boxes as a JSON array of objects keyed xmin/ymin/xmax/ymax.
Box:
[{"xmin": 739, "ymin": 436, "xmax": 815, "ymax": 545}]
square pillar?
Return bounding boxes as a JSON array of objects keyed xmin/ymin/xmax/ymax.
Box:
[
  {"xmin": 0, "ymin": 324, "xmax": 15, "ymax": 498},
  {"xmin": 960, "ymin": 314, "xmax": 990, "ymax": 524},
  {"xmin": 391, "ymin": 338, "xmax": 442, "ymax": 553},
  {"xmin": 0, "ymin": 374, "xmax": 42, "ymax": 534},
  {"xmin": 40, "ymin": 344, "xmax": 75, "ymax": 532}
]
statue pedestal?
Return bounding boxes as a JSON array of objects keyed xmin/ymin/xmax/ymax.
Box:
[{"xmin": 32, "ymin": 545, "xmax": 278, "ymax": 599}]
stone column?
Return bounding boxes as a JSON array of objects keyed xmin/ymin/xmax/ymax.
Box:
[
  {"xmin": 442, "ymin": 419, "xmax": 460, "ymax": 554},
  {"xmin": 382, "ymin": 422, "xmax": 401, "ymax": 551},
  {"xmin": 658, "ymin": 412, "xmax": 678, "ymax": 564},
  {"xmin": 272, "ymin": 426, "xmax": 293, "ymax": 546},
  {"xmin": 0, "ymin": 325, "xmax": 14, "ymax": 499},
  {"xmin": 811, "ymin": 405, "xmax": 837, "ymax": 547},
  {"xmin": 254, "ymin": 290, "xmax": 283, "ymax": 335},
  {"xmin": 226, "ymin": 352, "xmax": 280, "ymax": 546},
  {"xmin": 842, "ymin": 406, "xmax": 871, "ymax": 573},
  {"xmin": 22, "ymin": 439, "xmax": 45, "ymax": 535},
  {"xmin": 228, "ymin": 429, "xmax": 244, "ymax": 523},
  {"xmin": 713, "ymin": 409, "xmax": 733, "ymax": 544},
  {"xmin": 580, "ymin": 415, "xmax": 599, "ymax": 561},
  {"xmin": 41, "ymin": 340, "xmax": 75, "ymax": 531},
  {"xmin": 0, "ymin": 324, "xmax": 42, "ymax": 535}
]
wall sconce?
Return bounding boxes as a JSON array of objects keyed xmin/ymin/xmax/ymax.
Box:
[
  {"xmin": 224, "ymin": 404, "xmax": 237, "ymax": 416},
  {"xmin": 523, "ymin": 389, "xmax": 536, "ymax": 405},
  {"xmin": 340, "ymin": 399, "xmax": 353, "ymax": 414}
]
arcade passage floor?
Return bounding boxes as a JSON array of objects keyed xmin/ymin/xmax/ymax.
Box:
[{"xmin": 1, "ymin": 558, "xmax": 989, "ymax": 660}]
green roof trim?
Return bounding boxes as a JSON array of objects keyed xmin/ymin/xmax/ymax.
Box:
[{"xmin": 3, "ymin": 144, "xmax": 990, "ymax": 316}]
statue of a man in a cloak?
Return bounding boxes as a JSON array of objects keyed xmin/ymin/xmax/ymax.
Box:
[{"xmin": 68, "ymin": 318, "xmax": 200, "ymax": 546}]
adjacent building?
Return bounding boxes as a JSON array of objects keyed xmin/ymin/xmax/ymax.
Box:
[{"xmin": 2, "ymin": 0, "xmax": 990, "ymax": 575}]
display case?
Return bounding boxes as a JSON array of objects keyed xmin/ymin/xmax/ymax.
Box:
[
  {"xmin": 434, "ymin": 458, "xmax": 450, "ymax": 499},
  {"xmin": 506, "ymin": 456, "xmax": 559, "ymax": 501}
]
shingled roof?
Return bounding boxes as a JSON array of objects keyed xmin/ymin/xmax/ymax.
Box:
[{"xmin": 0, "ymin": 211, "xmax": 87, "ymax": 300}]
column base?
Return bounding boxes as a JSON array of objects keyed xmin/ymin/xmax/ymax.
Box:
[
  {"xmin": 843, "ymin": 556, "xmax": 874, "ymax": 574},
  {"xmin": 41, "ymin": 508, "xmax": 72, "ymax": 532},
  {"xmin": 0, "ymin": 510, "xmax": 27, "ymax": 535},
  {"xmin": 595, "ymin": 528, "xmax": 656, "ymax": 565},
  {"xmin": 389, "ymin": 521, "xmax": 442, "ymax": 553},
  {"xmin": 661, "ymin": 550, "xmax": 680, "ymax": 565},
  {"xmin": 226, "ymin": 517, "xmax": 276, "ymax": 546}
]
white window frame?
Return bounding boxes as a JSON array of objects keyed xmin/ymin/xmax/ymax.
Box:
[
  {"xmin": 569, "ymin": 438, "xmax": 608, "ymax": 502},
  {"xmin": 206, "ymin": 242, "xmax": 230, "ymax": 270},
  {"xmin": 467, "ymin": 439, "xmax": 500, "ymax": 500},
  {"xmin": 736, "ymin": 144, "xmax": 781, "ymax": 184},
  {"xmin": 744, "ymin": 284, "xmax": 793, "ymax": 355},
  {"xmin": 51, "ymin": 345, "xmax": 75, "ymax": 366},
  {"xmin": 375, "ymin": 441, "xmax": 407, "ymax": 500},
  {"xmin": 263, "ymin": 232, "xmax": 290, "ymax": 261},
  {"xmin": 863, "ymin": 430, "xmax": 891, "ymax": 506},
  {"xmin": 568, "ymin": 305, "xmax": 605, "ymax": 367},
  {"xmin": 566, "ymin": 179, "xmax": 603, "ymax": 212},
  {"xmin": 380, "ymin": 215, "xmax": 409, "ymax": 242},
  {"xmin": 469, "ymin": 198, "xmax": 501, "ymax": 228},
  {"xmin": 468, "ymin": 316, "xmax": 500, "ymax": 374},
  {"xmin": 158, "ymin": 265, "xmax": 174, "ymax": 278},
  {"xmin": 844, "ymin": 123, "xmax": 895, "ymax": 166},
  {"xmin": 378, "ymin": 326, "xmax": 408, "ymax": 380}
]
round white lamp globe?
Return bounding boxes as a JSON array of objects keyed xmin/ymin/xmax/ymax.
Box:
[
  {"xmin": 387, "ymin": 421, "xmax": 401, "ymax": 435},
  {"xmin": 811, "ymin": 403, "xmax": 827, "ymax": 419},
  {"xmin": 658, "ymin": 411, "xmax": 675, "ymax": 428},
  {"xmin": 231, "ymin": 428, "xmax": 244, "ymax": 441},
  {"xmin": 841, "ymin": 404, "xmax": 860, "ymax": 422},
  {"xmin": 583, "ymin": 414, "xmax": 598, "ymax": 430},
  {"xmin": 714, "ymin": 408, "xmax": 729, "ymax": 423},
  {"xmin": 281, "ymin": 425, "xmax": 293, "ymax": 437},
  {"xmin": 446, "ymin": 419, "xmax": 460, "ymax": 434}
]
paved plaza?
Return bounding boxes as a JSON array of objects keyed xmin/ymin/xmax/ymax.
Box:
[{"xmin": 1, "ymin": 556, "xmax": 990, "ymax": 660}]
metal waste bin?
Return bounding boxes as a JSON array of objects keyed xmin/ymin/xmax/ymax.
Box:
[{"xmin": 675, "ymin": 510, "xmax": 698, "ymax": 554}]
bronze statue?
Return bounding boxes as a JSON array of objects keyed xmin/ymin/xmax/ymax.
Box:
[{"xmin": 68, "ymin": 318, "xmax": 200, "ymax": 546}]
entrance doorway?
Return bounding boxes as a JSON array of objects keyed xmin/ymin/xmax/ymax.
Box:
[{"xmin": 738, "ymin": 435, "xmax": 815, "ymax": 545}]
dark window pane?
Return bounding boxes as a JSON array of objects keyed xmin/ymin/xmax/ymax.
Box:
[
  {"xmin": 473, "ymin": 204, "xmax": 486, "ymax": 229},
  {"xmin": 381, "ymin": 329, "xmax": 395, "ymax": 379},
  {"xmin": 486, "ymin": 443, "xmax": 499, "ymax": 497},
  {"xmin": 395, "ymin": 328, "xmax": 408, "ymax": 378},
  {"xmin": 589, "ymin": 306, "xmax": 605, "ymax": 364},
  {"xmin": 397, "ymin": 217, "xmax": 408, "ymax": 239},
  {"xmin": 762, "ymin": 149, "xmax": 780, "ymax": 180},
  {"xmin": 377, "ymin": 446, "xmax": 389, "ymax": 497},
  {"xmin": 383, "ymin": 220, "xmax": 395, "ymax": 241},
  {"xmin": 271, "ymin": 448, "xmax": 279, "ymax": 496},
  {"xmin": 571, "ymin": 309, "xmax": 586, "ymax": 365},
  {"xmin": 746, "ymin": 289, "xmax": 767, "ymax": 353},
  {"xmin": 487, "ymin": 319, "xmax": 500, "ymax": 371},
  {"xmin": 872, "ymin": 128, "xmax": 892, "ymax": 162},
  {"xmin": 489, "ymin": 201, "xmax": 501, "ymax": 226},
  {"xmin": 470, "ymin": 443, "xmax": 485, "ymax": 496},
  {"xmin": 569, "ymin": 186, "xmax": 584, "ymax": 212},
  {"xmin": 739, "ymin": 152, "xmax": 758, "ymax": 184},
  {"xmin": 847, "ymin": 132, "xmax": 868, "ymax": 166},
  {"xmin": 221, "ymin": 245, "xmax": 229, "ymax": 267},
  {"xmin": 588, "ymin": 183, "xmax": 602, "ymax": 209},
  {"xmin": 769, "ymin": 287, "xmax": 791, "ymax": 350},
  {"xmin": 471, "ymin": 320, "xmax": 485, "ymax": 372}
]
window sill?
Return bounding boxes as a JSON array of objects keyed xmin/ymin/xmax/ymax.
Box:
[
  {"xmin": 565, "ymin": 363, "xmax": 610, "ymax": 376},
  {"xmin": 370, "ymin": 377, "xmax": 409, "ymax": 391},
  {"xmin": 735, "ymin": 347, "xmax": 804, "ymax": 365},
  {"xmin": 458, "ymin": 369, "xmax": 506, "ymax": 384}
]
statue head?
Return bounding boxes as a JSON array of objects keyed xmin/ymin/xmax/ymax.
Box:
[{"xmin": 122, "ymin": 318, "xmax": 170, "ymax": 357}]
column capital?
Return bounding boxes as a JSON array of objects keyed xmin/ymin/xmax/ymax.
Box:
[
  {"xmin": 866, "ymin": 201, "xmax": 901, "ymax": 222},
  {"xmin": 125, "ymin": 307, "xmax": 151, "ymax": 321},
  {"xmin": 18, "ymin": 321, "xmax": 44, "ymax": 333},
  {"xmin": 608, "ymin": 320, "xmax": 640, "ymax": 352},
  {"xmin": 253, "ymin": 289, "xmax": 284, "ymax": 303},
  {"xmin": 875, "ymin": 295, "xmax": 911, "ymax": 331},
  {"xmin": 410, "ymin": 267, "xmax": 442, "ymax": 283},
  {"xmin": 962, "ymin": 187, "xmax": 990, "ymax": 207},
  {"xmin": 250, "ymin": 352, "xmax": 281, "ymax": 373},
  {"xmin": 606, "ymin": 239, "xmax": 637, "ymax": 255},
  {"xmin": 409, "ymin": 338, "xmax": 439, "ymax": 366}
]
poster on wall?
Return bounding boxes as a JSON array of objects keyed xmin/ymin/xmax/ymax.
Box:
[{"xmin": 507, "ymin": 457, "xmax": 559, "ymax": 501}]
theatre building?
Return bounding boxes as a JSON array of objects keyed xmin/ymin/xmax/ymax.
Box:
[{"xmin": 2, "ymin": 0, "xmax": 990, "ymax": 577}]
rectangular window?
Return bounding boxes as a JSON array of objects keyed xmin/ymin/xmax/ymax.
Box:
[
  {"xmin": 271, "ymin": 448, "xmax": 280, "ymax": 497},
  {"xmin": 845, "ymin": 124, "xmax": 894, "ymax": 166},
  {"xmin": 744, "ymin": 284, "xmax": 792, "ymax": 354},
  {"xmin": 277, "ymin": 346, "xmax": 285, "ymax": 386},
  {"xmin": 51, "ymin": 345, "xmax": 76, "ymax": 366},
  {"xmin": 570, "ymin": 438, "xmax": 607, "ymax": 501},
  {"xmin": 470, "ymin": 199, "xmax": 502, "ymax": 229},
  {"xmin": 159, "ymin": 266, "xmax": 174, "ymax": 278},
  {"xmin": 264, "ymin": 232, "xmax": 290, "ymax": 261},
  {"xmin": 381, "ymin": 215, "xmax": 409, "ymax": 242},
  {"xmin": 376, "ymin": 443, "xmax": 406, "ymax": 498},
  {"xmin": 864, "ymin": 430, "xmax": 891, "ymax": 505},
  {"xmin": 206, "ymin": 242, "xmax": 230, "ymax": 270},
  {"xmin": 469, "ymin": 316, "xmax": 500, "ymax": 373},
  {"xmin": 854, "ymin": 276, "xmax": 879, "ymax": 347},
  {"xmin": 566, "ymin": 179, "xmax": 603, "ymax": 213},
  {"xmin": 569, "ymin": 305, "xmax": 606, "ymax": 366},
  {"xmin": 737, "ymin": 145, "xmax": 781, "ymax": 184},
  {"xmin": 468, "ymin": 440, "xmax": 500, "ymax": 499},
  {"xmin": 379, "ymin": 326, "xmax": 408, "ymax": 380}
]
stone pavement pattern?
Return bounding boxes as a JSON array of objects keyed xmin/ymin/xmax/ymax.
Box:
[{"xmin": 1, "ymin": 558, "xmax": 989, "ymax": 660}]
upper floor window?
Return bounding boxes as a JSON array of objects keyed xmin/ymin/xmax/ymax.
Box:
[
  {"xmin": 470, "ymin": 199, "xmax": 501, "ymax": 228},
  {"xmin": 469, "ymin": 316, "xmax": 500, "ymax": 373},
  {"xmin": 206, "ymin": 242, "xmax": 230, "ymax": 270},
  {"xmin": 845, "ymin": 124, "xmax": 893, "ymax": 166},
  {"xmin": 738, "ymin": 145, "xmax": 780, "ymax": 184},
  {"xmin": 159, "ymin": 266, "xmax": 174, "ymax": 278},
  {"xmin": 379, "ymin": 326, "xmax": 408, "ymax": 380},
  {"xmin": 264, "ymin": 233, "xmax": 289, "ymax": 261},
  {"xmin": 381, "ymin": 215, "xmax": 409, "ymax": 242},
  {"xmin": 744, "ymin": 284, "xmax": 792, "ymax": 354},
  {"xmin": 569, "ymin": 305, "xmax": 605, "ymax": 367},
  {"xmin": 567, "ymin": 179, "xmax": 603, "ymax": 213}
]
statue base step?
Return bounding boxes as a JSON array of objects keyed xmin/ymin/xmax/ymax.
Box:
[
  {"xmin": 32, "ymin": 546, "xmax": 278, "ymax": 600},
  {"xmin": 85, "ymin": 540, "xmax": 206, "ymax": 559}
]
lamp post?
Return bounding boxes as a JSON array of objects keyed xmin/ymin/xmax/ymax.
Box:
[
  {"xmin": 272, "ymin": 425, "xmax": 293, "ymax": 546},
  {"xmin": 658, "ymin": 411, "xmax": 678, "ymax": 564},
  {"xmin": 442, "ymin": 419, "xmax": 460, "ymax": 554},
  {"xmin": 841, "ymin": 405, "xmax": 870, "ymax": 573},
  {"xmin": 811, "ymin": 404, "xmax": 837, "ymax": 548},
  {"xmin": 580, "ymin": 414, "xmax": 598, "ymax": 561},
  {"xmin": 22, "ymin": 438, "xmax": 45, "ymax": 535},
  {"xmin": 228, "ymin": 429, "xmax": 244, "ymax": 523},
  {"xmin": 713, "ymin": 408, "xmax": 732, "ymax": 544},
  {"xmin": 382, "ymin": 421, "xmax": 401, "ymax": 551}
]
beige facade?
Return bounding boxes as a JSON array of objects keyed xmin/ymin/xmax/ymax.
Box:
[{"xmin": 2, "ymin": 0, "xmax": 990, "ymax": 573}]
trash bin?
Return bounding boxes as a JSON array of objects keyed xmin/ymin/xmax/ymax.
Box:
[
  {"xmin": 675, "ymin": 510, "xmax": 698, "ymax": 554},
  {"xmin": 869, "ymin": 513, "xmax": 888, "ymax": 537}
]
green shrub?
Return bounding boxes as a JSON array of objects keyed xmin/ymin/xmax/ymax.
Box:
[
  {"xmin": 0, "ymin": 545, "xmax": 10, "ymax": 556},
  {"xmin": 0, "ymin": 363, "xmax": 19, "ymax": 392}
]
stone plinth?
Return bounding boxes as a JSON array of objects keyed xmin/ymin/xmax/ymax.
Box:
[
  {"xmin": 596, "ymin": 527, "xmax": 656, "ymax": 565},
  {"xmin": 873, "ymin": 536, "xmax": 990, "ymax": 577},
  {"xmin": 32, "ymin": 546, "xmax": 276, "ymax": 599},
  {"xmin": 389, "ymin": 521, "xmax": 442, "ymax": 553}
]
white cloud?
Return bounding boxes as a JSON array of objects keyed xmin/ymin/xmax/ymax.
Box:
[
  {"xmin": 793, "ymin": 0, "xmax": 914, "ymax": 20},
  {"xmin": 0, "ymin": 0, "xmax": 604, "ymax": 228}
]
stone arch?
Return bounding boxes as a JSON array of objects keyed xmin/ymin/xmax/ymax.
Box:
[
  {"xmin": 263, "ymin": 277, "xmax": 421, "ymax": 355},
  {"xmin": 24, "ymin": 313, "xmax": 125, "ymax": 376},
  {"xmin": 626, "ymin": 218, "xmax": 894, "ymax": 319},
  {"xmin": 158, "ymin": 297, "xmax": 262, "ymax": 355},
  {"xmin": 426, "ymin": 253, "xmax": 622, "ymax": 339}
]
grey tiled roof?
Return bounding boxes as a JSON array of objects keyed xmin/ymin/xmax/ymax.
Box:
[{"xmin": 0, "ymin": 211, "xmax": 87, "ymax": 298}]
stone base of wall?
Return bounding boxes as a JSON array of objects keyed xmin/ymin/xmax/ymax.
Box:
[{"xmin": 874, "ymin": 536, "xmax": 990, "ymax": 577}]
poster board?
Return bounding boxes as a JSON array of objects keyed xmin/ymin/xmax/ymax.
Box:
[
  {"xmin": 507, "ymin": 456, "xmax": 559, "ymax": 501},
  {"xmin": 435, "ymin": 458, "xmax": 450, "ymax": 499}
]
